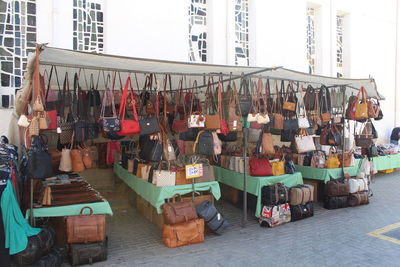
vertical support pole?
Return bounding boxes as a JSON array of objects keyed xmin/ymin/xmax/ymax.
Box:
[
  {"xmin": 242, "ymin": 126, "xmax": 248, "ymax": 227},
  {"xmin": 30, "ymin": 178, "xmax": 34, "ymax": 226},
  {"xmin": 341, "ymin": 85, "xmax": 346, "ymax": 178}
]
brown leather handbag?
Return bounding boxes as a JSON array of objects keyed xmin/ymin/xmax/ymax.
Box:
[
  {"xmin": 162, "ymin": 198, "xmax": 198, "ymax": 225},
  {"xmin": 348, "ymin": 192, "xmax": 369, "ymax": 207},
  {"xmin": 325, "ymin": 179, "xmax": 349, "ymax": 197},
  {"xmin": 71, "ymin": 148, "xmax": 86, "ymax": 172},
  {"xmin": 228, "ymin": 82, "xmax": 243, "ymax": 132},
  {"xmin": 66, "ymin": 206, "xmax": 106, "ymax": 244},
  {"xmin": 174, "ymin": 168, "xmax": 190, "ymax": 185},
  {"xmin": 81, "ymin": 146, "xmax": 93, "ymax": 169},
  {"xmin": 162, "ymin": 218, "xmax": 204, "ymax": 248}
]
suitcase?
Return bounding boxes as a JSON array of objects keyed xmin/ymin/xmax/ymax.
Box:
[
  {"xmin": 259, "ymin": 203, "xmax": 291, "ymax": 227},
  {"xmin": 325, "ymin": 179, "xmax": 349, "ymax": 197},
  {"xmin": 12, "ymin": 227, "xmax": 55, "ymax": 265},
  {"xmin": 196, "ymin": 200, "xmax": 229, "ymax": 234},
  {"xmin": 348, "ymin": 192, "xmax": 369, "ymax": 207},
  {"xmin": 323, "ymin": 196, "xmax": 348, "ymax": 209},
  {"xmin": 69, "ymin": 238, "xmax": 108, "ymax": 266},
  {"xmin": 289, "ymin": 184, "xmax": 314, "ymax": 205},
  {"xmin": 290, "ymin": 202, "xmax": 314, "ymax": 222},
  {"xmin": 162, "ymin": 218, "xmax": 205, "ymax": 248},
  {"xmin": 31, "ymin": 248, "xmax": 63, "ymax": 267},
  {"xmin": 261, "ymin": 183, "xmax": 289, "ymax": 206}
]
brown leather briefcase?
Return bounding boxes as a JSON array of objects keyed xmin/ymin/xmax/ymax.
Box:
[
  {"xmin": 66, "ymin": 207, "xmax": 106, "ymax": 244},
  {"xmin": 162, "ymin": 199, "xmax": 198, "ymax": 225},
  {"xmin": 162, "ymin": 218, "xmax": 204, "ymax": 248}
]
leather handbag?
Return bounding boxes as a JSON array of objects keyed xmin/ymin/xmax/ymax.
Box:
[
  {"xmin": 195, "ymin": 164, "xmax": 215, "ymax": 183},
  {"xmin": 238, "ymin": 77, "xmax": 252, "ymax": 116},
  {"xmin": 139, "ymin": 134, "xmax": 163, "ymax": 162},
  {"xmin": 211, "ymin": 132, "xmax": 222, "ymax": 155},
  {"xmin": 249, "ymin": 157, "xmax": 273, "ymax": 176},
  {"xmin": 310, "ymin": 150, "xmax": 326, "ymax": 168},
  {"xmin": 327, "ymin": 124, "xmax": 342, "ymax": 146},
  {"xmin": 284, "ymin": 157, "xmax": 296, "ymax": 174},
  {"xmin": 184, "ymin": 141, "xmax": 195, "ymax": 156},
  {"xmin": 59, "ymin": 147, "xmax": 72, "ymax": 172},
  {"xmin": 294, "ymin": 134, "xmax": 316, "ymax": 153},
  {"xmin": 117, "ymin": 77, "xmax": 141, "ymax": 136},
  {"xmin": 248, "ymin": 128, "xmax": 262, "ymax": 143},
  {"xmin": 162, "ymin": 198, "xmax": 198, "ymax": 225},
  {"xmin": 355, "ymin": 121, "xmax": 373, "ymax": 148},
  {"xmin": 325, "ymin": 148, "xmax": 340, "ymax": 169},
  {"xmin": 348, "ymin": 192, "xmax": 369, "ymax": 207},
  {"xmin": 81, "ymin": 146, "xmax": 94, "ymax": 169},
  {"xmin": 153, "ymin": 169, "xmax": 176, "ymax": 187},
  {"xmin": 175, "ymin": 168, "xmax": 190, "ymax": 185},
  {"xmin": 324, "ymin": 196, "xmax": 348, "ymax": 209},
  {"xmin": 340, "ymin": 150, "xmax": 354, "ymax": 167},
  {"xmin": 71, "ymin": 148, "xmax": 86, "ymax": 172},
  {"xmin": 261, "ymin": 132, "xmax": 275, "ymax": 156},
  {"xmin": 259, "ymin": 203, "xmax": 291, "ymax": 227},
  {"xmin": 194, "ymin": 131, "xmax": 214, "ymax": 156},
  {"xmin": 66, "ymin": 206, "xmax": 106, "ymax": 243},
  {"xmin": 98, "ymin": 88, "xmax": 120, "ymax": 133},
  {"xmin": 367, "ymin": 98, "xmax": 380, "ymax": 119},
  {"xmin": 261, "ymin": 183, "xmax": 289, "ymax": 205},
  {"xmin": 290, "ymin": 202, "xmax": 314, "ymax": 222},
  {"xmin": 162, "ymin": 218, "xmax": 204, "ymax": 248},
  {"xmin": 283, "ymin": 82, "xmax": 296, "ymax": 111},
  {"xmin": 172, "ymin": 80, "xmax": 188, "ymax": 133},
  {"xmin": 271, "ymin": 160, "xmax": 285, "ymax": 176},
  {"xmin": 325, "ymin": 179, "xmax": 349, "ymax": 197},
  {"xmin": 355, "ymin": 86, "xmax": 369, "ymax": 120},
  {"xmin": 139, "ymin": 117, "xmax": 160, "ymax": 136},
  {"xmin": 205, "ymin": 114, "xmax": 220, "ymax": 130},
  {"xmin": 136, "ymin": 163, "xmax": 152, "ymax": 180},
  {"xmin": 26, "ymin": 135, "xmax": 54, "ymax": 179},
  {"xmin": 289, "ymin": 184, "xmax": 314, "ymax": 205},
  {"xmin": 179, "ymin": 127, "xmax": 199, "ymax": 141},
  {"xmin": 228, "ymin": 82, "xmax": 243, "ymax": 131},
  {"xmin": 70, "ymin": 238, "xmax": 108, "ymax": 266}
]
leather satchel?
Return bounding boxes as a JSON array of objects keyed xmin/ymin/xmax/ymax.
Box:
[
  {"xmin": 289, "ymin": 184, "xmax": 314, "ymax": 205},
  {"xmin": 71, "ymin": 148, "xmax": 86, "ymax": 172},
  {"xmin": 249, "ymin": 157, "xmax": 273, "ymax": 176},
  {"xmin": 261, "ymin": 132, "xmax": 275, "ymax": 156},
  {"xmin": 162, "ymin": 218, "xmax": 204, "ymax": 248},
  {"xmin": 325, "ymin": 180, "xmax": 349, "ymax": 197},
  {"xmin": 66, "ymin": 206, "xmax": 106, "ymax": 244},
  {"xmin": 162, "ymin": 199, "xmax": 198, "ymax": 225}
]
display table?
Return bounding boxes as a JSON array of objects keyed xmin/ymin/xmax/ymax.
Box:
[
  {"xmin": 213, "ymin": 166, "xmax": 303, "ymax": 217},
  {"xmin": 25, "ymin": 201, "xmax": 113, "ymax": 219},
  {"xmin": 114, "ymin": 163, "xmax": 221, "ymax": 213},
  {"xmin": 294, "ymin": 164, "xmax": 359, "ymax": 183},
  {"xmin": 371, "ymin": 154, "xmax": 400, "ymax": 171}
]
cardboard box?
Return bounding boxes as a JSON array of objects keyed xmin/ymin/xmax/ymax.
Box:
[{"xmin": 303, "ymin": 179, "xmax": 323, "ymax": 202}]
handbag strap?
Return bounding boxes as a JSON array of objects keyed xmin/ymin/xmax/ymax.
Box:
[
  {"xmin": 217, "ymin": 80, "xmax": 224, "ymax": 120},
  {"xmin": 100, "ymin": 74, "xmax": 117, "ymax": 118},
  {"xmin": 119, "ymin": 77, "xmax": 139, "ymax": 121},
  {"xmin": 174, "ymin": 79, "xmax": 186, "ymax": 118},
  {"xmin": 231, "ymin": 82, "xmax": 242, "ymax": 116}
]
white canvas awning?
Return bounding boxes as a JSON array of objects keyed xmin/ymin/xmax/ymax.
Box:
[{"xmin": 38, "ymin": 46, "xmax": 383, "ymax": 99}]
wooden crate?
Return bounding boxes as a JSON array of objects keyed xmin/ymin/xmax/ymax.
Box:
[
  {"xmin": 303, "ymin": 179, "xmax": 323, "ymax": 202},
  {"xmin": 219, "ymin": 183, "xmax": 240, "ymax": 205}
]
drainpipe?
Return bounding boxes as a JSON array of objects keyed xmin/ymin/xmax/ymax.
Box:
[{"xmin": 395, "ymin": 0, "xmax": 399, "ymax": 126}]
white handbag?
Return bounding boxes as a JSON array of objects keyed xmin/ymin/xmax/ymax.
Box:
[
  {"xmin": 296, "ymin": 91, "xmax": 310, "ymax": 129},
  {"xmin": 211, "ymin": 132, "xmax": 222, "ymax": 155},
  {"xmin": 247, "ymin": 113, "xmax": 259, "ymax": 122},
  {"xmin": 153, "ymin": 170, "xmax": 176, "ymax": 187},
  {"xmin": 256, "ymin": 113, "xmax": 270, "ymax": 124},
  {"xmin": 298, "ymin": 117, "xmax": 310, "ymax": 129},
  {"xmin": 348, "ymin": 178, "xmax": 368, "ymax": 193},
  {"xmin": 188, "ymin": 114, "xmax": 205, "ymax": 128},
  {"xmin": 295, "ymin": 135, "xmax": 316, "ymax": 153},
  {"xmin": 59, "ymin": 148, "xmax": 72, "ymax": 172},
  {"xmin": 18, "ymin": 115, "xmax": 30, "ymax": 127}
]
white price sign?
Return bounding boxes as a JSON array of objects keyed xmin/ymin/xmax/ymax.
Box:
[{"xmin": 185, "ymin": 164, "xmax": 203, "ymax": 179}]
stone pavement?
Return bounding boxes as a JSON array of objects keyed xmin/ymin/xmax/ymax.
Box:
[{"xmin": 91, "ymin": 171, "xmax": 400, "ymax": 267}]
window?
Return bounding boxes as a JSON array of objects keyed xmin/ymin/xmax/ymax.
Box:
[
  {"xmin": 306, "ymin": 7, "xmax": 316, "ymax": 74},
  {"xmin": 336, "ymin": 14, "xmax": 344, "ymax": 78},
  {"xmin": 188, "ymin": 0, "xmax": 207, "ymax": 62},
  {"xmin": 73, "ymin": 0, "xmax": 104, "ymax": 53},
  {"xmin": 234, "ymin": 0, "xmax": 249, "ymax": 66},
  {"xmin": 0, "ymin": 0, "xmax": 36, "ymax": 98}
]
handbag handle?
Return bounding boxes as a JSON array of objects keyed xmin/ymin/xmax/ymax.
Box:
[
  {"xmin": 118, "ymin": 77, "xmax": 139, "ymax": 122},
  {"xmin": 79, "ymin": 206, "xmax": 94, "ymax": 216}
]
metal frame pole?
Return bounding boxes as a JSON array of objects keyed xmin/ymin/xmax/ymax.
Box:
[
  {"xmin": 242, "ymin": 126, "xmax": 248, "ymax": 227},
  {"xmin": 341, "ymin": 85, "xmax": 346, "ymax": 178}
]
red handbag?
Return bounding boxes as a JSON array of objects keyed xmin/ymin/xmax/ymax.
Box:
[
  {"xmin": 217, "ymin": 81, "xmax": 230, "ymax": 135},
  {"xmin": 171, "ymin": 80, "xmax": 188, "ymax": 133},
  {"xmin": 46, "ymin": 109, "xmax": 58, "ymax": 130},
  {"xmin": 249, "ymin": 157, "xmax": 273, "ymax": 176},
  {"xmin": 117, "ymin": 77, "xmax": 140, "ymax": 136}
]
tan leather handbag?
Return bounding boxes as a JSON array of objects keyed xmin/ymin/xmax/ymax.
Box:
[
  {"xmin": 66, "ymin": 206, "xmax": 106, "ymax": 244},
  {"xmin": 262, "ymin": 132, "xmax": 275, "ymax": 156},
  {"xmin": 162, "ymin": 218, "xmax": 204, "ymax": 248},
  {"xmin": 71, "ymin": 148, "xmax": 86, "ymax": 172},
  {"xmin": 59, "ymin": 148, "xmax": 72, "ymax": 172},
  {"xmin": 81, "ymin": 146, "xmax": 93, "ymax": 169}
]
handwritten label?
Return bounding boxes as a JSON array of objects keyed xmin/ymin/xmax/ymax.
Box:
[{"xmin": 185, "ymin": 164, "xmax": 203, "ymax": 179}]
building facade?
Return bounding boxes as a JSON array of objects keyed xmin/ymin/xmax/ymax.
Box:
[{"xmin": 0, "ymin": 0, "xmax": 398, "ymax": 141}]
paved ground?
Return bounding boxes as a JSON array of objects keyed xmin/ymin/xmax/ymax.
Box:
[{"xmin": 89, "ymin": 171, "xmax": 400, "ymax": 267}]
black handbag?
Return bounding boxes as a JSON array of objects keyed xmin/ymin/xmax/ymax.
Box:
[
  {"xmin": 73, "ymin": 121, "xmax": 87, "ymax": 142},
  {"xmin": 194, "ymin": 131, "xmax": 214, "ymax": 156},
  {"xmin": 69, "ymin": 238, "xmax": 108, "ymax": 266},
  {"xmin": 280, "ymin": 129, "xmax": 296, "ymax": 142},
  {"xmin": 11, "ymin": 227, "xmax": 55, "ymax": 265},
  {"xmin": 284, "ymin": 156, "xmax": 296, "ymax": 174},
  {"xmin": 27, "ymin": 136, "xmax": 54, "ymax": 179},
  {"xmin": 327, "ymin": 125, "xmax": 342, "ymax": 146},
  {"xmin": 179, "ymin": 128, "xmax": 199, "ymax": 141},
  {"xmin": 290, "ymin": 202, "xmax": 314, "ymax": 222},
  {"xmin": 218, "ymin": 132, "xmax": 237, "ymax": 142},
  {"xmin": 261, "ymin": 183, "xmax": 289, "ymax": 206},
  {"xmin": 283, "ymin": 119, "xmax": 298, "ymax": 131},
  {"xmin": 238, "ymin": 77, "xmax": 251, "ymax": 116},
  {"xmin": 139, "ymin": 117, "xmax": 160, "ymax": 135},
  {"xmin": 323, "ymin": 196, "xmax": 348, "ymax": 209},
  {"xmin": 139, "ymin": 135, "xmax": 163, "ymax": 162}
]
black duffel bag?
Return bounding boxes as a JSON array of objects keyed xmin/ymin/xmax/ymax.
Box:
[
  {"xmin": 69, "ymin": 237, "xmax": 108, "ymax": 266},
  {"xmin": 323, "ymin": 196, "xmax": 348, "ymax": 210},
  {"xmin": 290, "ymin": 202, "xmax": 314, "ymax": 222},
  {"xmin": 261, "ymin": 183, "xmax": 289, "ymax": 206},
  {"xmin": 139, "ymin": 135, "xmax": 163, "ymax": 162},
  {"xmin": 194, "ymin": 131, "xmax": 214, "ymax": 156},
  {"xmin": 12, "ymin": 227, "xmax": 55, "ymax": 265},
  {"xmin": 31, "ymin": 248, "xmax": 63, "ymax": 267},
  {"xmin": 196, "ymin": 200, "xmax": 229, "ymax": 235}
]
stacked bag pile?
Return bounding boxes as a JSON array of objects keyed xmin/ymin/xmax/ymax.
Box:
[
  {"xmin": 162, "ymin": 198, "xmax": 228, "ymax": 248},
  {"xmin": 346, "ymin": 173, "xmax": 369, "ymax": 207},
  {"xmin": 324, "ymin": 179, "xmax": 350, "ymax": 209},
  {"xmin": 259, "ymin": 183, "xmax": 314, "ymax": 227}
]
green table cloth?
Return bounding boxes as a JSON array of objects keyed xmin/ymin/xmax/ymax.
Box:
[
  {"xmin": 294, "ymin": 164, "xmax": 359, "ymax": 183},
  {"xmin": 371, "ymin": 154, "xmax": 400, "ymax": 171},
  {"xmin": 213, "ymin": 166, "xmax": 303, "ymax": 217},
  {"xmin": 114, "ymin": 163, "xmax": 221, "ymax": 214},
  {"xmin": 25, "ymin": 201, "xmax": 113, "ymax": 219}
]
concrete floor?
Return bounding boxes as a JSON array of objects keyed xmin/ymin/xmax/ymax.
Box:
[{"xmin": 80, "ymin": 169, "xmax": 400, "ymax": 267}]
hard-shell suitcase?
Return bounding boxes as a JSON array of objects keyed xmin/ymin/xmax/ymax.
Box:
[
  {"xmin": 196, "ymin": 200, "xmax": 229, "ymax": 234},
  {"xmin": 69, "ymin": 238, "xmax": 108, "ymax": 266},
  {"xmin": 290, "ymin": 202, "xmax": 314, "ymax": 221}
]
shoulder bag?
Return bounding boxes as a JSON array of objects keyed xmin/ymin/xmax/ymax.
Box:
[
  {"xmin": 355, "ymin": 87, "xmax": 369, "ymax": 120},
  {"xmin": 117, "ymin": 77, "xmax": 141, "ymax": 136},
  {"xmin": 171, "ymin": 80, "xmax": 188, "ymax": 133},
  {"xmin": 238, "ymin": 76, "xmax": 252, "ymax": 116},
  {"xmin": 98, "ymin": 73, "xmax": 120, "ymax": 133},
  {"xmin": 27, "ymin": 135, "xmax": 54, "ymax": 179},
  {"xmin": 249, "ymin": 157, "xmax": 273, "ymax": 176},
  {"xmin": 228, "ymin": 82, "xmax": 243, "ymax": 131}
]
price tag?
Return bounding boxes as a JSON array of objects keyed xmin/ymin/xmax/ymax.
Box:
[{"xmin": 185, "ymin": 164, "xmax": 203, "ymax": 179}]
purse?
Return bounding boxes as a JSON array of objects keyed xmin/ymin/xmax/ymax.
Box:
[
  {"xmin": 261, "ymin": 132, "xmax": 275, "ymax": 156},
  {"xmin": 228, "ymin": 82, "xmax": 243, "ymax": 131},
  {"xmin": 326, "ymin": 124, "xmax": 342, "ymax": 146},
  {"xmin": 139, "ymin": 134, "xmax": 163, "ymax": 162},
  {"xmin": 117, "ymin": 77, "xmax": 141, "ymax": 136},
  {"xmin": 211, "ymin": 132, "xmax": 222, "ymax": 155},
  {"xmin": 283, "ymin": 82, "xmax": 296, "ymax": 111},
  {"xmin": 355, "ymin": 121, "xmax": 373, "ymax": 148},
  {"xmin": 238, "ymin": 76, "xmax": 252, "ymax": 116},
  {"xmin": 249, "ymin": 157, "xmax": 273, "ymax": 176},
  {"xmin": 26, "ymin": 135, "xmax": 54, "ymax": 179},
  {"xmin": 325, "ymin": 147, "xmax": 341, "ymax": 169},
  {"xmin": 71, "ymin": 147, "xmax": 86, "ymax": 172},
  {"xmin": 66, "ymin": 206, "xmax": 106, "ymax": 243},
  {"xmin": 153, "ymin": 168, "xmax": 176, "ymax": 187},
  {"xmin": 310, "ymin": 150, "xmax": 326, "ymax": 168},
  {"xmin": 172, "ymin": 80, "xmax": 188, "ymax": 133},
  {"xmin": 59, "ymin": 147, "xmax": 72, "ymax": 172},
  {"xmin": 355, "ymin": 86, "xmax": 369, "ymax": 120},
  {"xmin": 272, "ymin": 160, "xmax": 285, "ymax": 176},
  {"xmin": 162, "ymin": 218, "xmax": 204, "ymax": 248},
  {"xmin": 98, "ymin": 80, "xmax": 120, "ymax": 133}
]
